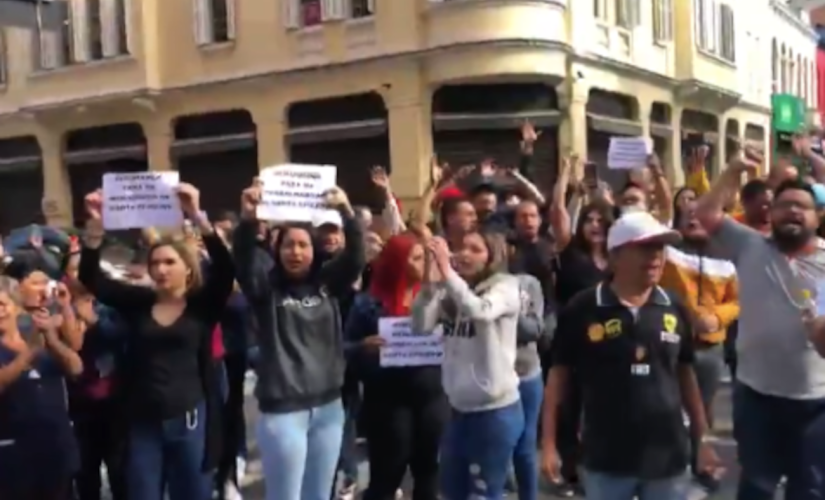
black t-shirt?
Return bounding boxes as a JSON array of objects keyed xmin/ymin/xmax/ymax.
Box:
[
  {"xmin": 552, "ymin": 282, "xmax": 695, "ymax": 479},
  {"xmin": 554, "ymin": 246, "xmax": 609, "ymax": 307},
  {"xmin": 508, "ymin": 236, "xmax": 555, "ymax": 306}
]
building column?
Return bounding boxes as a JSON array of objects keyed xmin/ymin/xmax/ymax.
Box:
[
  {"xmin": 385, "ymin": 86, "xmax": 433, "ymax": 209},
  {"xmin": 252, "ymin": 111, "xmax": 287, "ymax": 170},
  {"xmin": 666, "ymin": 106, "xmax": 685, "ymax": 186},
  {"xmin": 143, "ymin": 118, "xmax": 174, "ymax": 171},
  {"xmin": 39, "ymin": 131, "xmax": 73, "ymax": 228},
  {"xmin": 558, "ymin": 83, "xmax": 588, "ymax": 178}
]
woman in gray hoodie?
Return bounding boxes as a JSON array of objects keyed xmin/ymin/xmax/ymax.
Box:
[{"xmin": 412, "ymin": 231, "xmax": 524, "ymax": 500}]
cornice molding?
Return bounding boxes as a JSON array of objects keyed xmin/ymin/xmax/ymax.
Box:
[{"xmin": 770, "ymin": 0, "xmax": 818, "ymax": 43}]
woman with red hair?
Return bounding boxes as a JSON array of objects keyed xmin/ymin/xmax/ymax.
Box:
[{"xmin": 344, "ymin": 233, "xmax": 447, "ymax": 500}]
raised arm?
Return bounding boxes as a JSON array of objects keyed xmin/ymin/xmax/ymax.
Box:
[
  {"xmin": 371, "ymin": 166, "xmax": 407, "ymax": 235},
  {"xmin": 191, "ymin": 212, "xmax": 236, "ymax": 317},
  {"xmin": 549, "ymin": 155, "xmax": 574, "ymax": 251},
  {"xmin": 78, "ymin": 191, "xmax": 155, "ymax": 313},
  {"xmin": 233, "ymin": 181, "xmax": 275, "ymax": 302},
  {"xmin": 320, "ymin": 190, "xmax": 366, "ymax": 296},
  {"xmin": 411, "ymin": 251, "xmax": 446, "ymax": 333}
]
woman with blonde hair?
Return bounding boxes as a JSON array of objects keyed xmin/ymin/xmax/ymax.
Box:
[
  {"xmin": 412, "ymin": 231, "xmax": 524, "ymax": 500},
  {"xmin": 0, "ymin": 275, "xmax": 83, "ymax": 500},
  {"xmin": 78, "ymin": 184, "xmax": 235, "ymax": 500}
]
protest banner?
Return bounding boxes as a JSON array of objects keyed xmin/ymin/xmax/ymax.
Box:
[
  {"xmin": 102, "ymin": 172, "xmax": 181, "ymax": 230},
  {"xmin": 379, "ymin": 316, "xmax": 444, "ymax": 368},
  {"xmin": 607, "ymin": 136, "xmax": 652, "ymax": 170},
  {"xmin": 257, "ymin": 164, "xmax": 337, "ymax": 222}
]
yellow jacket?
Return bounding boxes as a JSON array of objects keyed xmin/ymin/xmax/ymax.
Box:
[{"xmin": 661, "ymin": 246, "xmax": 739, "ymax": 344}]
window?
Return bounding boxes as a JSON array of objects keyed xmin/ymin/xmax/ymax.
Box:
[
  {"xmin": 771, "ymin": 38, "xmax": 778, "ymax": 93},
  {"xmin": 194, "ymin": 0, "xmax": 235, "ymax": 45},
  {"xmin": 301, "ymin": 0, "xmax": 322, "ymax": 26},
  {"xmin": 719, "ymin": 3, "xmax": 735, "ymax": 62},
  {"xmin": 37, "ymin": 2, "xmax": 70, "ymax": 69},
  {"xmin": 695, "ymin": 0, "xmax": 735, "ymax": 64},
  {"xmin": 88, "ymin": 0, "xmax": 103, "ymax": 59},
  {"xmin": 653, "ymin": 0, "xmax": 673, "ymax": 42},
  {"xmin": 615, "ymin": 0, "xmax": 640, "ymax": 29},
  {"xmin": 351, "ymin": 0, "xmax": 374, "ymax": 18},
  {"xmin": 594, "ymin": 0, "xmax": 608, "ymax": 21},
  {"xmin": 0, "ymin": 31, "xmax": 6, "ymax": 84}
]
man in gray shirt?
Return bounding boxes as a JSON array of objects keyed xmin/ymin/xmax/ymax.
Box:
[{"xmin": 697, "ymin": 155, "xmax": 825, "ymax": 500}]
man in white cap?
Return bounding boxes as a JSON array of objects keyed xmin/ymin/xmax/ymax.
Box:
[
  {"xmin": 541, "ymin": 211, "xmax": 721, "ymax": 500},
  {"xmin": 313, "ymin": 210, "xmax": 345, "ymax": 255}
]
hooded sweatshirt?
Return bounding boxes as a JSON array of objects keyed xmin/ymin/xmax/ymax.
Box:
[
  {"xmin": 412, "ymin": 270, "xmax": 521, "ymax": 412},
  {"xmin": 515, "ymin": 274, "xmax": 545, "ymax": 380},
  {"xmin": 233, "ymin": 213, "xmax": 364, "ymax": 413}
]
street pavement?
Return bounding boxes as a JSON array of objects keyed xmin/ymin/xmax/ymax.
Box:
[{"xmin": 235, "ymin": 376, "xmax": 761, "ymax": 500}]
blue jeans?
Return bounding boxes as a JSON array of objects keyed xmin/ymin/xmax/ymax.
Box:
[
  {"xmin": 734, "ymin": 382, "xmax": 825, "ymax": 499},
  {"xmin": 513, "ymin": 375, "xmax": 543, "ymax": 500},
  {"xmin": 441, "ymin": 401, "xmax": 525, "ymax": 500},
  {"xmin": 583, "ymin": 471, "xmax": 688, "ymax": 500},
  {"xmin": 256, "ymin": 398, "xmax": 345, "ymax": 500},
  {"xmin": 126, "ymin": 401, "xmax": 212, "ymax": 500}
]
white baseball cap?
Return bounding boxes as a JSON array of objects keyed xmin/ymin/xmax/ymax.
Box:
[
  {"xmin": 607, "ymin": 211, "xmax": 681, "ymax": 251},
  {"xmin": 312, "ymin": 210, "xmax": 343, "ymax": 229}
]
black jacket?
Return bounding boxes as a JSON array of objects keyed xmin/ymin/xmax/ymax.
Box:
[{"xmin": 233, "ymin": 211, "xmax": 364, "ymax": 413}]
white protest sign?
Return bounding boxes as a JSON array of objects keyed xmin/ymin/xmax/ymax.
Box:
[
  {"xmin": 102, "ymin": 172, "xmax": 182, "ymax": 230},
  {"xmin": 379, "ymin": 316, "xmax": 444, "ymax": 368},
  {"xmin": 607, "ymin": 136, "xmax": 652, "ymax": 170},
  {"xmin": 257, "ymin": 164, "xmax": 337, "ymax": 222}
]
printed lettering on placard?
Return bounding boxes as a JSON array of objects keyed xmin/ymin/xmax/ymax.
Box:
[
  {"xmin": 378, "ymin": 317, "xmax": 444, "ymax": 367},
  {"xmin": 257, "ymin": 164, "xmax": 337, "ymax": 223},
  {"xmin": 101, "ymin": 171, "xmax": 182, "ymax": 230}
]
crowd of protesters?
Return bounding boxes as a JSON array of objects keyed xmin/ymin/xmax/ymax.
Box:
[{"xmin": 3, "ymin": 120, "xmax": 825, "ymax": 500}]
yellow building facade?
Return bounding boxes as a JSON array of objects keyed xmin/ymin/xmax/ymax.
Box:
[{"xmin": 0, "ymin": 0, "xmax": 773, "ymax": 230}]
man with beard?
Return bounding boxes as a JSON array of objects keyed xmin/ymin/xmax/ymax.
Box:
[{"xmin": 696, "ymin": 152, "xmax": 825, "ymax": 500}]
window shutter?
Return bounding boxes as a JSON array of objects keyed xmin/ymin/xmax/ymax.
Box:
[
  {"xmin": 40, "ymin": 30, "xmax": 61, "ymax": 69},
  {"xmin": 71, "ymin": 0, "xmax": 91, "ymax": 63},
  {"xmin": 366, "ymin": 0, "xmax": 375, "ymax": 13},
  {"xmin": 123, "ymin": 0, "xmax": 134, "ymax": 53},
  {"xmin": 101, "ymin": 0, "xmax": 118, "ymax": 57},
  {"xmin": 721, "ymin": 4, "xmax": 734, "ymax": 61},
  {"xmin": 282, "ymin": 0, "xmax": 300, "ymax": 28},
  {"xmin": 322, "ymin": 0, "xmax": 344, "ymax": 21},
  {"xmin": 662, "ymin": 0, "xmax": 673, "ymax": 40},
  {"xmin": 225, "ymin": 0, "xmax": 236, "ymax": 40},
  {"xmin": 193, "ymin": 0, "xmax": 213, "ymax": 45},
  {"xmin": 630, "ymin": 0, "xmax": 641, "ymax": 26}
]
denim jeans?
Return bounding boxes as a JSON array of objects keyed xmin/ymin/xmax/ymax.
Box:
[
  {"xmin": 513, "ymin": 375, "xmax": 543, "ymax": 500},
  {"xmin": 126, "ymin": 401, "xmax": 212, "ymax": 500},
  {"xmin": 583, "ymin": 470, "xmax": 688, "ymax": 500},
  {"xmin": 440, "ymin": 401, "xmax": 525, "ymax": 500},
  {"xmin": 734, "ymin": 383, "xmax": 825, "ymax": 500},
  {"xmin": 256, "ymin": 398, "xmax": 345, "ymax": 500}
]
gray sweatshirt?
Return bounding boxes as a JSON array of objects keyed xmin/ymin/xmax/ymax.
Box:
[
  {"xmin": 412, "ymin": 270, "xmax": 522, "ymax": 412},
  {"xmin": 515, "ymin": 274, "xmax": 545, "ymax": 380}
]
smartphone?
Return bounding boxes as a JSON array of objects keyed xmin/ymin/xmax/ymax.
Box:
[{"xmin": 584, "ymin": 162, "xmax": 599, "ymax": 188}]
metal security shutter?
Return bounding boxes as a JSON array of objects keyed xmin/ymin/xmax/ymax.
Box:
[
  {"xmin": 178, "ymin": 149, "xmax": 258, "ymax": 218},
  {"xmin": 0, "ymin": 169, "xmax": 44, "ymax": 234},
  {"xmin": 290, "ymin": 136, "xmax": 390, "ymax": 211},
  {"xmin": 432, "ymin": 129, "xmax": 559, "ymax": 191}
]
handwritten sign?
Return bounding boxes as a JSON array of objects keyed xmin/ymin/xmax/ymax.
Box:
[
  {"xmin": 257, "ymin": 164, "xmax": 337, "ymax": 222},
  {"xmin": 102, "ymin": 172, "xmax": 181, "ymax": 230},
  {"xmin": 379, "ymin": 316, "xmax": 444, "ymax": 368},
  {"xmin": 607, "ymin": 136, "xmax": 652, "ymax": 170}
]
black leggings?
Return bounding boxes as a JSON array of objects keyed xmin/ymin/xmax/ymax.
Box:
[
  {"xmin": 362, "ymin": 385, "xmax": 448, "ymax": 500},
  {"xmin": 71, "ymin": 398, "xmax": 126, "ymax": 500}
]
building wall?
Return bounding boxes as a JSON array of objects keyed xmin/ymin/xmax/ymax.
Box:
[
  {"xmin": 768, "ymin": 0, "xmax": 819, "ymax": 111},
  {"xmin": 0, "ymin": 0, "xmax": 781, "ymax": 227}
]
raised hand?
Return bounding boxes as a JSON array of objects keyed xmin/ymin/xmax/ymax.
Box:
[{"xmin": 175, "ymin": 183, "xmax": 201, "ymax": 218}]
